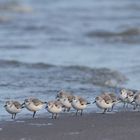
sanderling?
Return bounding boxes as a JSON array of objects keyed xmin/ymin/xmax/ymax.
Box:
[
  {"xmin": 22, "ymin": 98, "xmax": 46, "ymax": 118},
  {"xmin": 108, "ymin": 93, "xmax": 119, "ymax": 111},
  {"xmin": 58, "ymin": 97, "xmax": 73, "ymax": 112},
  {"xmin": 127, "ymin": 91, "xmax": 135, "ymax": 107},
  {"xmin": 94, "ymin": 94, "xmax": 114, "ymax": 114},
  {"xmin": 56, "ymin": 90, "xmax": 72, "ymax": 99},
  {"xmin": 46, "ymin": 100, "xmax": 63, "ymax": 119},
  {"xmin": 120, "ymin": 89, "xmax": 135, "ymax": 108},
  {"xmin": 71, "ymin": 96, "xmax": 90, "ymax": 116},
  {"xmin": 108, "ymin": 93, "xmax": 117, "ymax": 102},
  {"xmin": 119, "ymin": 89, "xmax": 128, "ymax": 108},
  {"xmin": 4, "ymin": 100, "xmax": 23, "ymax": 119},
  {"xmin": 132, "ymin": 92, "xmax": 140, "ymax": 111},
  {"xmin": 56, "ymin": 90, "xmax": 74, "ymax": 112}
]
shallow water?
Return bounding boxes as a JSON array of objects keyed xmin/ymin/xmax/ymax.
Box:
[{"xmin": 0, "ymin": 0, "xmax": 140, "ymax": 120}]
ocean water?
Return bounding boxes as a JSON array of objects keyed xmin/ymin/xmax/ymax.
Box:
[{"xmin": 0, "ymin": 0, "xmax": 140, "ymax": 120}]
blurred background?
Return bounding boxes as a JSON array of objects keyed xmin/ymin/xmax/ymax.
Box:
[{"xmin": 0, "ymin": 0, "xmax": 140, "ymax": 119}]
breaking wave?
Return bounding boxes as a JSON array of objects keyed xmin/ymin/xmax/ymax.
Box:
[
  {"xmin": 0, "ymin": 60, "xmax": 128, "ymax": 87},
  {"xmin": 86, "ymin": 28, "xmax": 140, "ymax": 44},
  {"xmin": 0, "ymin": 60, "xmax": 53, "ymax": 69}
]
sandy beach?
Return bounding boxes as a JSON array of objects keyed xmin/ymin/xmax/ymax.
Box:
[{"xmin": 0, "ymin": 111, "xmax": 140, "ymax": 140}]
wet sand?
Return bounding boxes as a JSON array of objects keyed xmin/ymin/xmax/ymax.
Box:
[{"xmin": 0, "ymin": 111, "xmax": 140, "ymax": 140}]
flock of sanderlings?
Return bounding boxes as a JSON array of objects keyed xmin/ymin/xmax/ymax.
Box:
[{"xmin": 4, "ymin": 88, "xmax": 140, "ymax": 119}]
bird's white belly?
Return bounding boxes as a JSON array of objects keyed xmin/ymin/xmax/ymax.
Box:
[
  {"xmin": 96, "ymin": 101, "xmax": 112, "ymax": 109},
  {"xmin": 61, "ymin": 100, "xmax": 72, "ymax": 108},
  {"xmin": 6, "ymin": 106, "xmax": 21, "ymax": 114},
  {"xmin": 47, "ymin": 107, "xmax": 62, "ymax": 113},
  {"xmin": 120, "ymin": 95, "xmax": 127, "ymax": 102},
  {"xmin": 26, "ymin": 104, "xmax": 43, "ymax": 112},
  {"xmin": 72, "ymin": 102, "xmax": 86, "ymax": 110}
]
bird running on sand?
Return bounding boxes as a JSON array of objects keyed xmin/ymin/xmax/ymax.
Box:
[
  {"xmin": 56, "ymin": 90, "xmax": 74, "ymax": 112},
  {"xmin": 120, "ymin": 89, "xmax": 135, "ymax": 108},
  {"xmin": 22, "ymin": 98, "xmax": 47, "ymax": 118},
  {"xmin": 46, "ymin": 100, "xmax": 63, "ymax": 119},
  {"xmin": 108, "ymin": 93, "xmax": 119, "ymax": 111},
  {"xmin": 71, "ymin": 96, "xmax": 90, "ymax": 116},
  {"xmin": 4, "ymin": 100, "xmax": 23, "ymax": 119},
  {"xmin": 94, "ymin": 93, "xmax": 114, "ymax": 114},
  {"xmin": 132, "ymin": 91, "xmax": 140, "ymax": 111}
]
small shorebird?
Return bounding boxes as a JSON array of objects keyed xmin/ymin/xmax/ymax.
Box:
[
  {"xmin": 4, "ymin": 100, "xmax": 23, "ymax": 119},
  {"xmin": 59, "ymin": 97, "xmax": 73, "ymax": 112},
  {"xmin": 56, "ymin": 90, "xmax": 72, "ymax": 99},
  {"xmin": 120, "ymin": 89, "xmax": 128, "ymax": 108},
  {"xmin": 94, "ymin": 93, "xmax": 114, "ymax": 114},
  {"xmin": 56, "ymin": 90, "xmax": 74, "ymax": 112},
  {"xmin": 71, "ymin": 96, "xmax": 90, "ymax": 116},
  {"xmin": 22, "ymin": 98, "xmax": 46, "ymax": 118},
  {"xmin": 127, "ymin": 91, "xmax": 135, "ymax": 106},
  {"xmin": 132, "ymin": 92, "xmax": 140, "ymax": 111},
  {"xmin": 108, "ymin": 93, "xmax": 119, "ymax": 111},
  {"xmin": 120, "ymin": 89, "xmax": 135, "ymax": 108},
  {"xmin": 108, "ymin": 93, "xmax": 118, "ymax": 102},
  {"xmin": 46, "ymin": 100, "xmax": 63, "ymax": 119}
]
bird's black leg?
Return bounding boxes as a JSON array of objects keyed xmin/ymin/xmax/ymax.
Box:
[
  {"xmin": 33, "ymin": 111, "xmax": 36, "ymax": 118},
  {"xmin": 76, "ymin": 110, "xmax": 78, "ymax": 116},
  {"xmin": 123, "ymin": 102, "xmax": 126, "ymax": 108},
  {"xmin": 67, "ymin": 108, "xmax": 70, "ymax": 112},
  {"xmin": 55, "ymin": 113, "xmax": 57, "ymax": 119},
  {"xmin": 63, "ymin": 108, "xmax": 66, "ymax": 112},
  {"xmin": 52, "ymin": 113, "xmax": 54, "ymax": 119},
  {"xmin": 14, "ymin": 113, "xmax": 16, "ymax": 119},
  {"xmin": 111, "ymin": 104, "xmax": 115, "ymax": 112},
  {"xmin": 102, "ymin": 109, "xmax": 107, "ymax": 114}
]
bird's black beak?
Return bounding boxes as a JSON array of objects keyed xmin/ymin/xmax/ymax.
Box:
[
  {"xmin": 22, "ymin": 102, "xmax": 25, "ymax": 105},
  {"xmin": 62, "ymin": 105, "xmax": 65, "ymax": 108},
  {"xmin": 45, "ymin": 105, "xmax": 48, "ymax": 109},
  {"xmin": 4, "ymin": 104, "xmax": 7, "ymax": 107},
  {"xmin": 93, "ymin": 101, "xmax": 96, "ymax": 104},
  {"xmin": 87, "ymin": 102, "xmax": 91, "ymax": 105},
  {"xmin": 69, "ymin": 100, "xmax": 72, "ymax": 103},
  {"xmin": 21, "ymin": 102, "xmax": 25, "ymax": 108}
]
